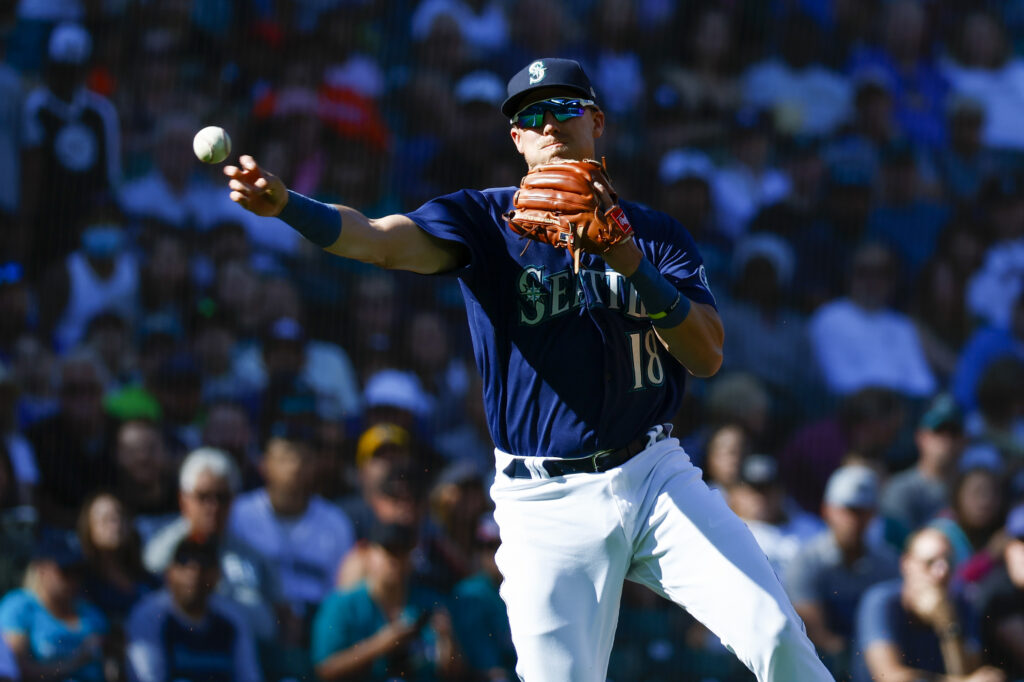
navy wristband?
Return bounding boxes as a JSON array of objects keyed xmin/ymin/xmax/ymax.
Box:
[
  {"xmin": 277, "ymin": 190, "xmax": 342, "ymax": 247},
  {"xmin": 627, "ymin": 258, "xmax": 691, "ymax": 328}
]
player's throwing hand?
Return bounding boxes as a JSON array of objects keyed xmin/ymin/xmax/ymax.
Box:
[{"xmin": 224, "ymin": 155, "xmax": 287, "ymax": 217}]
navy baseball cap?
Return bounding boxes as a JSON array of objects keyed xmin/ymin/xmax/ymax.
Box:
[
  {"xmin": 918, "ymin": 393, "xmax": 962, "ymax": 431},
  {"xmin": 501, "ymin": 58, "xmax": 599, "ymax": 118},
  {"xmin": 33, "ymin": 532, "xmax": 85, "ymax": 569}
]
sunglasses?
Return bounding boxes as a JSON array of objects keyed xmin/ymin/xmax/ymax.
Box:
[{"xmin": 511, "ymin": 98, "xmax": 596, "ymax": 128}]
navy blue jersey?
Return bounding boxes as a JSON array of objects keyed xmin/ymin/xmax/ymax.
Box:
[{"xmin": 406, "ymin": 187, "xmax": 716, "ymax": 459}]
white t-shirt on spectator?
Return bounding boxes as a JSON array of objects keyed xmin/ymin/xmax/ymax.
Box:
[
  {"xmin": 712, "ymin": 163, "xmax": 791, "ymax": 240},
  {"xmin": 228, "ymin": 489, "xmax": 354, "ymax": 614},
  {"xmin": 943, "ymin": 58, "xmax": 1024, "ymax": 150},
  {"xmin": 966, "ymin": 238, "xmax": 1024, "ymax": 329},
  {"xmin": 232, "ymin": 340, "xmax": 362, "ymax": 420},
  {"xmin": 809, "ymin": 298, "xmax": 937, "ymax": 397},
  {"xmin": 411, "ymin": 0, "xmax": 508, "ymax": 54},
  {"xmin": 742, "ymin": 59, "xmax": 853, "ymax": 136}
]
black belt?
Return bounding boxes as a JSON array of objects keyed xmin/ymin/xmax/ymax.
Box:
[{"xmin": 502, "ymin": 425, "xmax": 671, "ymax": 479}]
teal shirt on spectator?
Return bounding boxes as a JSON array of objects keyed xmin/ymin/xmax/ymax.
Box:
[
  {"xmin": 312, "ymin": 581, "xmax": 448, "ymax": 682},
  {"xmin": 0, "ymin": 588, "xmax": 108, "ymax": 682},
  {"xmin": 451, "ymin": 572, "xmax": 515, "ymax": 677}
]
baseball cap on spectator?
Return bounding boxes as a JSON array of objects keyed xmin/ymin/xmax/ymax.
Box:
[
  {"xmin": 48, "ymin": 22, "xmax": 92, "ymax": 65},
  {"xmin": 455, "ymin": 70, "xmax": 505, "ymax": 107},
  {"xmin": 739, "ymin": 454, "xmax": 780, "ymax": 489},
  {"xmin": 435, "ymin": 459, "xmax": 484, "ymax": 488},
  {"xmin": 658, "ymin": 149, "xmax": 714, "ymax": 186},
  {"xmin": 823, "ymin": 465, "xmax": 879, "ymax": 509},
  {"xmin": 364, "ymin": 369, "xmax": 434, "ymax": 419},
  {"xmin": 367, "ymin": 520, "xmax": 418, "ymax": 555},
  {"xmin": 918, "ymin": 393, "xmax": 962, "ymax": 432},
  {"xmin": 33, "ymin": 532, "xmax": 85, "ymax": 570},
  {"xmin": 356, "ymin": 423, "xmax": 412, "ymax": 469},
  {"xmin": 502, "ymin": 58, "xmax": 599, "ymax": 118},
  {"xmin": 1007, "ymin": 504, "xmax": 1024, "ymax": 540}
]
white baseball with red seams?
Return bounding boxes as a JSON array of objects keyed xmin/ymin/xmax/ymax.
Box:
[{"xmin": 193, "ymin": 126, "xmax": 232, "ymax": 164}]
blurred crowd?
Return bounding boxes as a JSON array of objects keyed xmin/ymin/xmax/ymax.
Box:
[{"xmin": 2, "ymin": 0, "xmax": 1024, "ymax": 681}]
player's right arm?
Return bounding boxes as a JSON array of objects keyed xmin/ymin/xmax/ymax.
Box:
[{"xmin": 224, "ymin": 155, "xmax": 466, "ymax": 275}]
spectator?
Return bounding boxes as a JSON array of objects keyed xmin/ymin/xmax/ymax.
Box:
[
  {"xmin": 0, "ymin": 443, "xmax": 36, "ymax": 596},
  {"xmin": 881, "ymin": 394, "xmax": 966, "ymax": 533},
  {"xmin": 700, "ymin": 422, "xmax": 751, "ymax": 491},
  {"xmin": 0, "ymin": 262, "xmax": 31, "ymax": 363},
  {"xmin": 27, "ymin": 350, "xmax": 117, "ymax": 529},
  {"xmin": 451, "ymin": 513, "xmax": 515, "ymax": 681},
  {"xmin": 933, "ymin": 95, "xmax": 1001, "ymax": 204},
  {"xmin": 363, "ymin": 368, "xmax": 437, "ymax": 439},
  {"xmin": 311, "ymin": 521, "xmax": 461, "ymax": 681},
  {"xmin": 82, "ymin": 311, "xmax": 136, "ymax": 391},
  {"xmin": 965, "ymin": 173, "xmax": 1024, "ymax": 330},
  {"xmin": 587, "ymin": 0, "xmax": 645, "ymax": 121},
  {"xmin": 785, "ymin": 465, "xmax": 899, "ymax": 679},
  {"xmin": 137, "ymin": 230, "xmax": 193, "ymax": 332},
  {"xmin": 199, "ymin": 401, "xmax": 262, "ymax": 491},
  {"xmin": 728, "ymin": 453, "xmax": 825, "ymax": 577},
  {"xmin": 780, "ymin": 387, "xmax": 906, "ymax": 514},
  {"xmin": 809, "ymin": 242, "xmax": 937, "ymax": 397},
  {"xmin": 37, "ymin": 209, "xmax": 138, "ymax": 355},
  {"xmin": 657, "ymin": 5, "xmax": 742, "ymax": 149},
  {"xmin": 712, "ymin": 106, "xmax": 792, "ymax": 240},
  {"xmin": 126, "ymin": 536, "xmax": 262, "ymax": 682},
  {"xmin": 0, "ymin": 363, "xmax": 35, "ymax": 507},
  {"xmin": 911, "ymin": 257, "xmax": 973, "ymax": 383},
  {"xmin": 866, "ymin": 138, "xmax": 950, "ymax": 277},
  {"xmin": 113, "ymin": 419, "xmax": 177, "ymax": 541},
  {"xmin": 234, "ymin": 316, "xmax": 361, "ymax": 424},
  {"xmin": 742, "ymin": 12, "xmax": 852, "ymax": 136},
  {"xmin": 228, "ymin": 428, "xmax": 355, "ymax": 625},
  {"xmin": 975, "ymin": 503, "xmax": 1024, "ymax": 677},
  {"xmin": 19, "ymin": 22, "xmax": 123, "ymax": 272},
  {"xmin": 143, "ymin": 447, "xmax": 279, "ymax": 643},
  {"xmin": 656, "ymin": 149, "xmax": 732, "ymax": 290},
  {"xmin": 76, "ymin": 492, "xmax": 158, "ymax": 623},
  {"xmin": 718, "ymin": 232, "xmax": 820, "ymax": 420},
  {"xmin": 0, "ymin": 40, "xmax": 21, "ymax": 219},
  {"xmin": 421, "ymin": 461, "xmax": 491, "ymax": 592},
  {"xmin": 968, "ymin": 357, "xmax": 1024, "ymax": 461},
  {"xmin": 846, "ymin": 0, "xmax": 949, "ymax": 149},
  {"xmin": 952, "ymin": 293, "xmax": 1024, "ymax": 413},
  {"xmin": 930, "ymin": 466, "xmax": 1008, "ymax": 586},
  {"xmin": 791, "ymin": 160, "xmax": 875, "ymax": 311},
  {"xmin": 410, "ymin": 0, "xmax": 509, "ymax": 61},
  {"xmin": 853, "ymin": 527, "xmax": 1003, "ymax": 682},
  {"xmin": 943, "ymin": 10, "xmax": 1024, "ymax": 152},
  {"xmin": 0, "ymin": 533, "xmax": 110, "ymax": 682}
]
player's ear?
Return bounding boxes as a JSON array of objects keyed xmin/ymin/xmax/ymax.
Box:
[
  {"xmin": 591, "ymin": 108, "xmax": 605, "ymax": 140},
  {"xmin": 510, "ymin": 125, "xmax": 525, "ymax": 154}
]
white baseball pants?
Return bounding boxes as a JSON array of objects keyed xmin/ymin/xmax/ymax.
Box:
[{"xmin": 490, "ymin": 433, "xmax": 834, "ymax": 682}]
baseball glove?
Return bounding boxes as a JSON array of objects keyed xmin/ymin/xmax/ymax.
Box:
[{"xmin": 503, "ymin": 158, "xmax": 633, "ymax": 272}]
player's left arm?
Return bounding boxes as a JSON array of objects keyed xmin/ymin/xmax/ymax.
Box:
[{"xmin": 604, "ymin": 240, "xmax": 723, "ymax": 378}]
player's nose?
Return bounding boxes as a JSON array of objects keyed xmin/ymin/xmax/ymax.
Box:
[{"xmin": 541, "ymin": 111, "xmax": 561, "ymax": 132}]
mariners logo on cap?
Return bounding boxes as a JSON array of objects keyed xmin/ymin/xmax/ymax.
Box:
[{"xmin": 528, "ymin": 60, "xmax": 546, "ymax": 85}]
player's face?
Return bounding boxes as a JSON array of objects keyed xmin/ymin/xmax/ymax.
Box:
[{"xmin": 510, "ymin": 91, "xmax": 605, "ymax": 168}]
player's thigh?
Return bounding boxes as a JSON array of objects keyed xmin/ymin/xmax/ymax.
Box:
[
  {"xmin": 490, "ymin": 471, "xmax": 629, "ymax": 682},
  {"xmin": 624, "ymin": 455, "xmax": 818, "ymax": 676}
]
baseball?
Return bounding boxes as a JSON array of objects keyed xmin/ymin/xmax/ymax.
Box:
[{"xmin": 192, "ymin": 126, "xmax": 231, "ymax": 164}]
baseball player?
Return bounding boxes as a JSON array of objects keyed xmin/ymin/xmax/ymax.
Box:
[{"xmin": 225, "ymin": 58, "xmax": 832, "ymax": 681}]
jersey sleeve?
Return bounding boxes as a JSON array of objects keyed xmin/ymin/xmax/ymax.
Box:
[
  {"xmin": 404, "ymin": 189, "xmax": 506, "ymax": 276},
  {"xmin": 637, "ymin": 205, "xmax": 717, "ymax": 309}
]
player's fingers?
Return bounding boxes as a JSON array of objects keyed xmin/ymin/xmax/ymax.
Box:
[
  {"xmin": 240, "ymin": 155, "xmax": 259, "ymax": 171},
  {"xmin": 223, "ymin": 165, "xmax": 240, "ymax": 177},
  {"xmin": 229, "ymin": 178, "xmax": 259, "ymax": 194}
]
